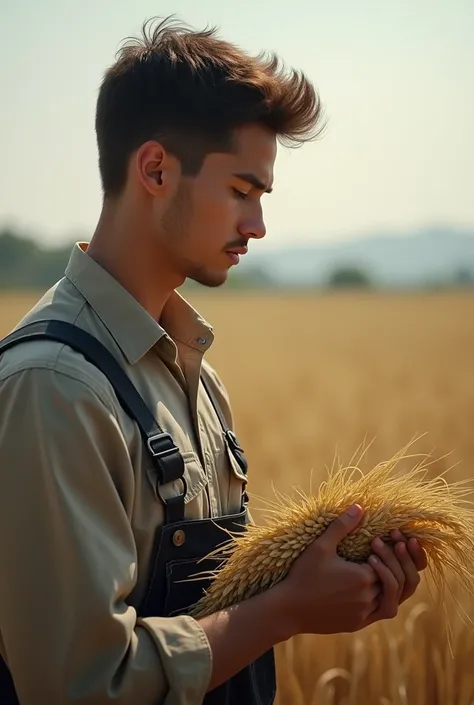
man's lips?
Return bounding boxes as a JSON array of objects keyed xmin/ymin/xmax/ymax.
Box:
[
  {"xmin": 226, "ymin": 246, "xmax": 248, "ymax": 256},
  {"xmin": 225, "ymin": 245, "xmax": 248, "ymax": 265}
]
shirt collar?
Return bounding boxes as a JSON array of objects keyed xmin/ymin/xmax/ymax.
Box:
[{"xmin": 65, "ymin": 242, "xmax": 214, "ymax": 365}]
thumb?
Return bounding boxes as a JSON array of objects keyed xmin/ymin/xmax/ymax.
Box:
[{"xmin": 317, "ymin": 504, "xmax": 364, "ymax": 552}]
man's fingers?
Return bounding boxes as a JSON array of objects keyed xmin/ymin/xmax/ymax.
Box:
[
  {"xmin": 359, "ymin": 562, "xmax": 378, "ymax": 584},
  {"xmin": 391, "ymin": 531, "xmax": 428, "ymax": 572},
  {"xmin": 366, "ymin": 555, "xmax": 399, "ymax": 622},
  {"xmin": 407, "ymin": 537, "xmax": 428, "ymax": 571},
  {"xmin": 390, "ymin": 529, "xmax": 407, "ymax": 544},
  {"xmin": 371, "ymin": 538, "xmax": 405, "ymax": 600},
  {"xmin": 394, "ymin": 542, "xmax": 422, "ymax": 603},
  {"xmin": 362, "ymin": 532, "xmax": 425, "ymax": 626},
  {"xmin": 317, "ymin": 504, "xmax": 364, "ymax": 552}
]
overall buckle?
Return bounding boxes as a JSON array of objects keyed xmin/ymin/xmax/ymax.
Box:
[{"xmin": 147, "ymin": 432, "xmax": 179, "ymax": 458}]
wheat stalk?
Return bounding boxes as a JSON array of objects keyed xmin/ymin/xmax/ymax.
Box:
[{"xmin": 188, "ymin": 442, "xmax": 474, "ymax": 623}]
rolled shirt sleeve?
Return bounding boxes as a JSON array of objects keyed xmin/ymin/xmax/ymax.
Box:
[{"xmin": 0, "ymin": 365, "xmax": 212, "ymax": 705}]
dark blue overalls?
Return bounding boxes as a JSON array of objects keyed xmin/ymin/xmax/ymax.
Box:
[{"xmin": 0, "ymin": 320, "xmax": 276, "ymax": 705}]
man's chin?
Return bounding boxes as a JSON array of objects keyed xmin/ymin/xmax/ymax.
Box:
[{"xmin": 188, "ymin": 268, "xmax": 229, "ymax": 289}]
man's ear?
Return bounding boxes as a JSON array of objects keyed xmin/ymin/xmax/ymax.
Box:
[{"xmin": 134, "ymin": 141, "xmax": 178, "ymax": 195}]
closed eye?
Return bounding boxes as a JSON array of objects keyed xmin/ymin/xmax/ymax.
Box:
[{"xmin": 232, "ymin": 187, "xmax": 248, "ymax": 200}]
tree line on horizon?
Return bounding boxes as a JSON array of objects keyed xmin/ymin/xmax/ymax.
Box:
[
  {"xmin": 0, "ymin": 227, "xmax": 372, "ymax": 291},
  {"xmin": 0, "ymin": 227, "xmax": 472, "ymax": 293}
]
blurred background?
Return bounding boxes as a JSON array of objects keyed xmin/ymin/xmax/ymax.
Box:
[
  {"xmin": 1, "ymin": 1, "xmax": 474, "ymax": 702},
  {"xmin": 1, "ymin": 0, "xmax": 474, "ymax": 291}
]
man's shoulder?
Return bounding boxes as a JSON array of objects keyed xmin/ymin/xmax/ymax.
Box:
[{"xmin": 0, "ymin": 285, "xmax": 119, "ymax": 408}]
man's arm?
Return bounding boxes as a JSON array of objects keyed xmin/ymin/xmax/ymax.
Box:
[
  {"xmin": 0, "ymin": 365, "xmax": 212, "ymax": 705},
  {"xmin": 0, "ymin": 364, "xmax": 425, "ymax": 704},
  {"xmin": 196, "ymin": 504, "xmax": 427, "ymax": 693}
]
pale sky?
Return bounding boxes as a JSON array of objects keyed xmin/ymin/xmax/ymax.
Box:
[{"xmin": 1, "ymin": 0, "xmax": 473, "ymax": 250}]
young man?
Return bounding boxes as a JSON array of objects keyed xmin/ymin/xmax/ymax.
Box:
[{"xmin": 0, "ymin": 16, "xmax": 426, "ymax": 705}]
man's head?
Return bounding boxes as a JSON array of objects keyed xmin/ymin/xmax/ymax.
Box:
[{"xmin": 95, "ymin": 16, "xmax": 325, "ymax": 287}]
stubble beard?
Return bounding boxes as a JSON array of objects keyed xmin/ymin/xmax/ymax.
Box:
[{"xmin": 161, "ymin": 179, "xmax": 228, "ymax": 289}]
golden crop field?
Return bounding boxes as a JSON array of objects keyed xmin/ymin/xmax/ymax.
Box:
[{"xmin": 2, "ymin": 290, "xmax": 474, "ymax": 704}]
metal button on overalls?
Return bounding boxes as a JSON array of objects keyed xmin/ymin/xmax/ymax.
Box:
[
  {"xmin": 172, "ymin": 529, "xmax": 186, "ymax": 546},
  {"xmin": 139, "ymin": 505, "xmax": 276, "ymax": 705}
]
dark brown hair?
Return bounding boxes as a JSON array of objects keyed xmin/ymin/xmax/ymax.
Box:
[{"xmin": 95, "ymin": 15, "xmax": 325, "ymax": 197}]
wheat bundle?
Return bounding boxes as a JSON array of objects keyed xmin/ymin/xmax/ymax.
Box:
[{"xmin": 189, "ymin": 443, "xmax": 474, "ymax": 621}]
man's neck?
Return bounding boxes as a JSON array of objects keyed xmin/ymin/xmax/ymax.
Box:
[{"xmin": 87, "ymin": 204, "xmax": 183, "ymax": 321}]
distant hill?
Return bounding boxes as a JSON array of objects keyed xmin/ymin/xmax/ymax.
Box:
[
  {"xmin": 1, "ymin": 225, "xmax": 473, "ymax": 290},
  {"xmin": 0, "ymin": 229, "xmax": 73, "ymax": 290},
  {"xmin": 237, "ymin": 226, "xmax": 474, "ymax": 288}
]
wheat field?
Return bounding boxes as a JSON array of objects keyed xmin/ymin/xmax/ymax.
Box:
[{"xmin": 2, "ymin": 290, "xmax": 474, "ymax": 703}]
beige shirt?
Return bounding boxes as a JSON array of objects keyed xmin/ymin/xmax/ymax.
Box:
[{"xmin": 0, "ymin": 243, "xmax": 248, "ymax": 705}]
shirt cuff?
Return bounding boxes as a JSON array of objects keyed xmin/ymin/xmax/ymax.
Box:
[{"xmin": 139, "ymin": 614, "xmax": 212, "ymax": 705}]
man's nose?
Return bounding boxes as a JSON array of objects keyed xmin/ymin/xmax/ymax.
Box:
[{"xmin": 239, "ymin": 210, "xmax": 266, "ymax": 241}]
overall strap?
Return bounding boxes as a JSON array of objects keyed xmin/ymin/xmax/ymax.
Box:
[
  {"xmin": 0, "ymin": 320, "xmax": 186, "ymax": 523},
  {"xmin": 200, "ymin": 371, "xmax": 248, "ymax": 477}
]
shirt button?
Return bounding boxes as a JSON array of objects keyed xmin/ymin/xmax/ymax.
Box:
[
  {"xmin": 172, "ymin": 529, "xmax": 186, "ymax": 547},
  {"xmin": 197, "ymin": 337, "xmax": 207, "ymax": 345}
]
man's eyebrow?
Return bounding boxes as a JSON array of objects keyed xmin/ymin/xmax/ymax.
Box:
[{"xmin": 233, "ymin": 172, "xmax": 273, "ymax": 194}]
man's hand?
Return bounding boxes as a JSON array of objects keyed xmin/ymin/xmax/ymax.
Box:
[
  {"xmin": 197, "ymin": 507, "xmax": 428, "ymax": 692},
  {"xmin": 272, "ymin": 505, "xmax": 427, "ymax": 639},
  {"xmin": 368, "ymin": 529, "xmax": 428, "ymax": 610}
]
